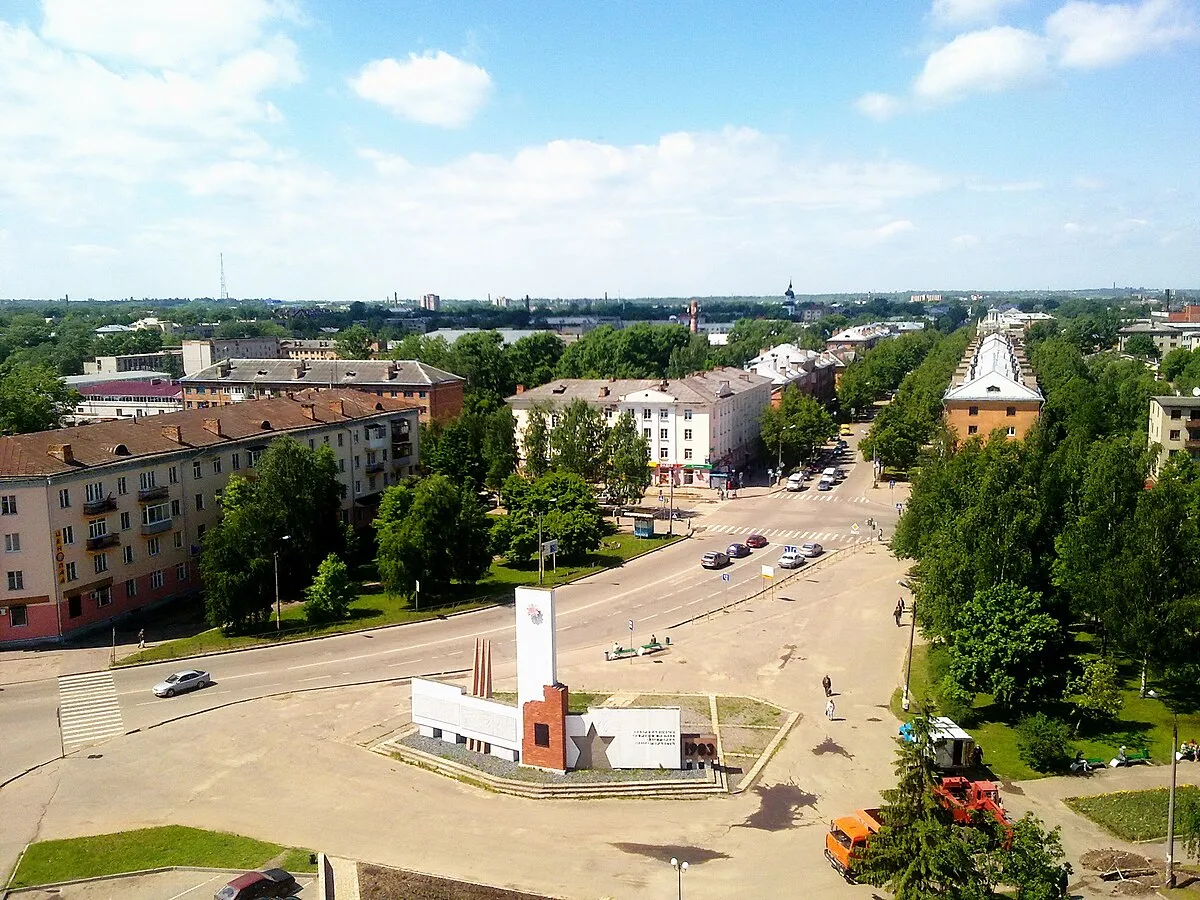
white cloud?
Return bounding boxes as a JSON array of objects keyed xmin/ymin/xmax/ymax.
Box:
[
  {"xmin": 931, "ymin": 0, "xmax": 1026, "ymax": 27},
  {"xmin": 875, "ymin": 219, "xmax": 917, "ymax": 239},
  {"xmin": 914, "ymin": 27, "xmax": 1049, "ymax": 102},
  {"xmin": 1047, "ymin": 0, "xmax": 1196, "ymax": 68},
  {"xmin": 855, "ymin": 92, "xmax": 904, "ymax": 120},
  {"xmin": 349, "ymin": 51, "xmax": 493, "ymax": 127},
  {"xmin": 951, "ymin": 233, "xmax": 982, "ymax": 247}
]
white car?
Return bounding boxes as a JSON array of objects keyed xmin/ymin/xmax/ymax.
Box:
[
  {"xmin": 785, "ymin": 473, "xmax": 804, "ymax": 492},
  {"xmin": 778, "ymin": 551, "xmax": 805, "ymax": 569},
  {"xmin": 152, "ymin": 669, "xmax": 211, "ymax": 698},
  {"xmin": 800, "ymin": 542, "xmax": 824, "ymax": 558}
]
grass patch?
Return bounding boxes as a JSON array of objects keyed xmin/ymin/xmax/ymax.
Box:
[
  {"xmin": 489, "ymin": 690, "xmax": 611, "ymax": 713},
  {"xmin": 889, "ymin": 641, "xmax": 934, "ymax": 720},
  {"xmin": 1065, "ymin": 786, "xmax": 1200, "ymax": 842},
  {"xmin": 277, "ymin": 847, "xmax": 318, "ymax": 874},
  {"xmin": 120, "ymin": 532, "xmax": 684, "ymax": 665},
  {"xmin": 716, "ymin": 696, "xmax": 786, "ymax": 728},
  {"xmin": 7, "ymin": 825, "xmax": 312, "ymax": 889},
  {"xmin": 635, "ymin": 694, "xmax": 714, "ymax": 722}
]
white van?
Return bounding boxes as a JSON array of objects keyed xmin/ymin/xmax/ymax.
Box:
[
  {"xmin": 822, "ymin": 466, "xmax": 839, "ymax": 480},
  {"xmin": 786, "ymin": 472, "xmax": 804, "ymax": 492}
]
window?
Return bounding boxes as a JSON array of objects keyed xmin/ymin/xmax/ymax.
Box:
[
  {"xmin": 683, "ymin": 409, "xmax": 693, "ymax": 421},
  {"xmin": 139, "ymin": 470, "xmax": 156, "ymax": 490},
  {"xmin": 339, "ymin": 459, "xmax": 345, "ymax": 473},
  {"xmin": 120, "ymin": 511, "xmax": 131, "ymax": 530},
  {"xmin": 125, "ymin": 579, "xmax": 137, "ymax": 598},
  {"xmin": 173, "ymin": 531, "xmax": 183, "ymax": 549},
  {"xmin": 192, "ymin": 460, "xmax": 202, "ymax": 478},
  {"xmin": 1171, "ymin": 408, "xmax": 1182, "ymax": 419},
  {"xmin": 65, "ymin": 561, "xmax": 77, "ymax": 581},
  {"xmin": 6, "ymin": 571, "xmax": 23, "ymax": 591},
  {"xmin": 168, "ymin": 466, "xmax": 178, "ymax": 484},
  {"xmin": 10, "ymin": 605, "xmax": 27, "ymax": 627},
  {"xmin": 62, "ymin": 525, "xmax": 74, "ymax": 545},
  {"xmin": 354, "ymin": 430, "xmax": 360, "ymax": 443},
  {"xmin": 659, "ymin": 428, "xmax": 668, "ymax": 440},
  {"xmin": 247, "ymin": 449, "xmax": 262, "ymax": 466},
  {"xmin": 147, "ymin": 537, "xmax": 160, "ymax": 556},
  {"xmin": 368, "ymin": 475, "xmax": 377, "ymax": 491},
  {"xmin": 86, "ymin": 482, "xmax": 105, "ymax": 503},
  {"xmin": 308, "ymin": 439, "xmax": 315, "ymax": 449},
  {"xmin": 231, "ymin": 453, "xmax": 240, "ymax": 470},
  {"xmin": 194, "ymin": 493, "xmax": 205, "ymax": 511},
  {"xmin": 58, "ymin": 489, "xmax": 70, "ymax": 509},
  {"xmin": 150, "ymin": 570, "xmax": 164, "ymax": 589},
  {"xmin": 88, "ymin": 518, "xmax": 107, "ymax": 539},
  {"xmin": 123, "ymin": 545, "xmax": 134, "ymax": 564},
  {"xmin": 68, "ymin": 596, "xmax": 81, "ymax": 619},
  {"xmin": 643, "ymin": 428, "xmax": 651, "ymax": 439},
  {"xmin": 354, "ymin": 480, "xmax": 361, "ymax": 494},
  {"xmin": 534, "ymin": 723, "xmax": 550, "ymax": 747},
  {"xmin": 212, "ymin": 457, "xmax": 222, "ymax": 474},
  {"xmin": 659, "ymin": 409, "xmax": 669, "ymax": 419},
  {"xmin": 684, "ymin": 448, "xmax": 693, "ymax": 460},
  {"xmin": 171, "ymin": 499, "xmax": 181, "ymax": 517},
  {"xmin": 176, "ymin": 563, "xmax": 188, "ymax": 581},
  {"xmin": 1006, "ymin": 426, "xmax": 1017, "ymax": 436},
  {"xmin": 95, "ymin": 587, "xmax": 111, "ymax": 607},
  {"xmin": 354, "ymin": 456, "xmax": 360, "ymax": 469},
  {"xmin": 967, "ymin": 425, "xmax": 979, "ymax": 435},
  {"xmin": 337, "ymin": 433, "xmax": 344, "ymax": 447},
  {"xmin": 549, "ymin": 416, "xmax": 558, "ymax": 428},
  {"xmin": 684, "ymin": 429, "xmax": 693, "ymax": 440},
  {"xmin": 0, "ymin": 496, "xmax": 15, "ymax": 516},
  {"xmin": 117, "ymin": 476, "xmax": 127, "ymax": 495},
  {"xmin": 143, "ymin": 503, "xmax": 170, "ymax": 526},
  {"xmin": 3, "ymin": 533, "xmax": 18, "ymax": 552},
  {"xmin": 642, "ymin": 409, "xmax": 651, "ymax": 420},
  {"xmin": 1006, "ymin": 407, "xmax": 1016, "ymax": 417},
  {"xmin": 967, "ymin": 406, "xmax": 979, "ymax": 417},
  {"xmin": 197, "ymin": 523, "xmax": 206, "ymax": 539},
  {"xmin": 1170, "ymin": 429, "xmax": 1181, "ymax": 441},
  {"xmin": 94, "ymin": 553, "xmax": 108, "ymax": 574},
  {"xmin": 659, "ymin": 447, "xmax": 670, "ymax": 460}
]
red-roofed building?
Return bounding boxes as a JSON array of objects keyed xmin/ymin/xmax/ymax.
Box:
[{"xmin": 70, "ymin": 378, "xmax": 184, "ymax": 424}]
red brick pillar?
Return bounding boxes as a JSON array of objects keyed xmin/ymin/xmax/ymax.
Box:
[{"xmin": 521, "ymin": 684, "xmax": 568, "ymax": 771}]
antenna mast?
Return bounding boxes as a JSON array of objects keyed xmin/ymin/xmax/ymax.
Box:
[{"xmin": 219, "ymin": 253, "xmax": 229, "ymax": 300}]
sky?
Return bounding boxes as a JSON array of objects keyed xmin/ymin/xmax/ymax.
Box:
[{"xmin": 0, "ymin": 0, "xmax": 1196, "ymax": 301}]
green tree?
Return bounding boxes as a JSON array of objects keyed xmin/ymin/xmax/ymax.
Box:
[
  {"xmin": 602, "ymin": 411, "xmax": 651, "ymax": 504},
  {"xmin": 424, "ymin": 413, "xmax": 486, "ymax": 489},
  {"xmin": 304, "ymin": 553, "xmax": 356, "ymax": 624},
  {"xmin": 448, "ymin": 331, "xmax": 516, "ymax": 404},
  {"xmin": 1066, "ymin": 657, "xmax": 1124, "ymax": 732},
  {"xmin": 492, "ymin": 471, "xmax": 603, "ymax": 564},
  {"xmin": 521, "ymin": 405, "xmax": 551, "ymax": 476},
  {"xmin": 506, "ymin": 332, "xmax": 564, "ymax": 389},
  {"xmin": 374, "ymin": 475, "xmax": 493, "ymax": 599},
  {"xmin": 0, "ymin": 362, "xmax": 78, "ymax": 432},
  {"xmin": 759, "ymin": 387, "xmax": 836, "ymax": 471},
  {"xmin": 483, "ymin": 407, "xmax": 519, "ymax": 491},
  {"xmin": 949, "ymin": 583, "xmax": 1066, "ymax": 711},
  {"xmin": 549, "ymin": 398, "xmax": 607, "ymax": 481},
  {"xmin": 198, "ymin": 481, "xmax": 273, "ymax": 631},
  {"xmin": 1161, "ymin": 347, "xmax": 1192, "ymax": 382},
  {"xmin": 666, "ymin": 333, "xmax": 711, "ymax": 377},
  {"xmin": 1122, "ymin": 332, "xmax": 1159, "ymax": 359},
  {"xmin": 334, "ymin": 324, "xmax": 374, "ymax": 359}
]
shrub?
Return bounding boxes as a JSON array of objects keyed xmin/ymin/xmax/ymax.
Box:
[
  {"xmin": 1016, "ymin": 713, "xmax": 1073, "ymax": 772},
  {"xmin": 935, "ymin": 674, "xmax": 976, "ymax": 727},
  {"xmin": 304, "ymin": 554, "xmax": 355, "ymax": 624}
]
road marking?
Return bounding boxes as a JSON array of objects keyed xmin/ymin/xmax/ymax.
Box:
[
  {"xmin": 58, "ymin": 671, "xmax": 124, "ymax": 748},
  {"xmin": 164, "ymin": 874, "xmax": 224, "ymax": 900},
  {"xmin": 299, "ymin": 675, "xmax": 332, "ymax": 682},
  {"xmin": 663, "ymin": 605, "xmax": 682, "ymax": 614}
]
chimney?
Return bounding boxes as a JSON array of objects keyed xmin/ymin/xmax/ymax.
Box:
[
  {"xmin": 301, "ymin": 403, "xmax": 316, "ymax": 420},
  {"xmin": 329, "ymin": 398, "xmax": 346, "ymax": 416},
  {"xmin": 293, "ymin": 365, "xmax": 304, "ymax": 379},
  {"xmin": 515, "ymin": 384, "xmax": 526, "ymax": 394},
  {"xmin": 161, "ymin": 425, "xmax": 182, "ymax": 443},
  {"xmin": 203, "ymin": 418, "xmax": 223, "ymax": 437},
  {"xmin": 48, "ymin": 443, "xmax": 74, "ymax": 464},
  {"xmin": 599, "ymin": 386, "xmax": 609, "ymax": 397},
  {"xmin": 387, "ymin": 362, "xmax": 397, "ymax": 380}
]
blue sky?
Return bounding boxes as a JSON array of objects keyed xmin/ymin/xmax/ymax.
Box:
[{"xmin": 0, "ymin": 0, "xmax": 1196, "ymax": 300}]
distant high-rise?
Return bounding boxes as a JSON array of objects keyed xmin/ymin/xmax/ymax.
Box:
[{"xmin": 420, "ymin": 293, "xmax": 441, "ymax": 311}]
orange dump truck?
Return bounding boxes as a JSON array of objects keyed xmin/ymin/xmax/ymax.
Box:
[{"xmin": 825, "ymin": 808, "xmax": 882, "ymax": 882}]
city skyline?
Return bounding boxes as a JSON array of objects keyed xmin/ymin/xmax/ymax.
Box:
[{"xmin": 0, "ymin": 0, "xmax": 1196, "ymax": 300}]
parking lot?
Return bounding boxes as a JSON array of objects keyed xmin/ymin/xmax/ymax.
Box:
[{"xmin": 6, "ymin": 869, "xmax": 316, "ymax": 900}]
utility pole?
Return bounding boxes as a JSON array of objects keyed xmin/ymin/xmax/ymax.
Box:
[
  {"xmin": 903, "ymin": 600, "xmax": 916, "ymax": 712},
  {"xmin": 1166, "ymin": 714, "xmax": 1178, "ymax": 887},
  {"xmin": 668, "ymin": 473, "xmax": 674, "ymax": 536}
]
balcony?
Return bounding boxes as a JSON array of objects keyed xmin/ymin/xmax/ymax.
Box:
[
  {"xmin": 365, "ymin": 428, "xmax": 389, "ymax": 450},
  {"xmin": 392, "ymin": 441, "xmax": 413, "ymax": 460},
  {"xmin": 137, "ymin": 485, "xmax": 169, "ymax": 503},
  {"xmin": 85, "ymin": 533, "xmax": 120, "ymax": 552},
  {"xmin": 83, "ymin": 496, "xmax": 117, "ymax": 515},
  {"xmin": 140, "ymin": 518, "xmax": 172, "ymax": 536},
  {"xmin": 365, "ymin": 462, "xmax": 385, "ymax": 475}
]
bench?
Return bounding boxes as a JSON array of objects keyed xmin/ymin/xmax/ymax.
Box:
[
  {"xmin": 1110, "ymin": 748, "xmax": 1151, "ymax": 767},
  {"xmin": 605, "ymin": 639, "xmax": 669, "ymax": 661}
]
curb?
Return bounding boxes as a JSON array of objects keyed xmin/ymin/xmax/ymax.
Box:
[
  {"xmin": 732, "ymin": 710, "xmax": 801, "ymax": 795},
  {"xmin": 3, "ymin": 864, "xmax": 319, "ymax": 897}
]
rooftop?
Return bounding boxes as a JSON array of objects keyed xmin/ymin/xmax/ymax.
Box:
[
  {"xmin": 507, "ymin": 368, "xmax": 772, "ymax": 406},
  {"xmin": 181, "ymin": 358, "xmax": 463, "ymax": 387},
  {"xmin": 77, "ymin": 379, "xmax": 181, "ymax": 399},
  {"xmin": 0, "ymin": 389, "xmax": 419, "ymax": 478},
  {"xmin": 943, "ymin": 332, "xmax": 1043, "ymax": 403}
]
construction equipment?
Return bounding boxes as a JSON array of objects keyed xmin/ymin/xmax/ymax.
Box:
[
  {"xmin": 825, "ymin": 808, "xmax": 882, "ymax": 882},
  {"xmin": 933, "ymin": 775, "xmax": 1013, "ymax": 844}
]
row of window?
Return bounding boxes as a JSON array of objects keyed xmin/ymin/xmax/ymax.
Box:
[
  {"xmin": 49, "ymin": 453, "xmax": 267, "ymax": 512},
  {"xmin": 4, "ymin": 565, "xmax": 189, "ymax": 626},
  {"xmin": 966, "ymin": 425, "xmax": 1019, "ymax": 436},
  {"xmin": 966, "ymin": 406, "xmax": 1020, "ymax": 417},
  {"xmin": 639, "ymin": 408, "xmax": 695, "ymax": 421},
  {"xmin": 1168, "ymin": 408, "xmax": 1200, "ymax": 420}
]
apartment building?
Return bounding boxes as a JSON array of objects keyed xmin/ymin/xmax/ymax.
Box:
[
  {"xmin": 182, "ymin": 338, "xmax": 283, "ymax": 375},
  {"xmin": 0, "ymin": 389, "xmax": 420, "ymax": 647},
  {"xmin": 180, "ymin": 359, "xmax": 464, "ymax": 423},
  {"xmin": 506, "ymin": 368, "xmax": 773, "ymax": 489},
  {"xmin": 70, "ymin": 379, "xmax": 183, "ymax": 424},
  {"xmin": 1147, "ymin": 396, "xmax": 1200, "ymax": 476},
  {"xmin": 84, "ymin": 350, "xmax": 183, "ymax": 375},
  {"xmin": 744, "ymin": 343, "xmax": 838, "ymax": 405},
  {"xmin": 943, "ymin": 331, "xmax": 1043, "ymax": 441},
  {"xmin": 281, "ymin": 339, "xmax": 339, "ymax": 360}
]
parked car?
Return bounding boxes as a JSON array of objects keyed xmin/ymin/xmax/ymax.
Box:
[
  {"xmin": 817, "ymin": 478, "xmax": 834, "ymax": 492},
  {"xmin": 152, "ymin": 669, "xmax": 211, "ymax": 698},
  {"xmin": 701, "ymin": 551, "xmax": 730, "ymax": 569},
  {"xmin": 726, "ymin": 542, "xmax": 751, "ymax": 558},
  {"xmin": 801, "ymin": 542, "xmax": 824, "ymax": 557},
  {"xmin": 840, "ymin": 424, "xmax": 854, "ymax": 436},
  {"xmin": 215, "ymin": 869, "xmax": 297, "ymax": 900},
  {"xmin": 745, "ymin": 533, "xmax": 768, "ymax": 548},
  {"xmin": 835, "ymin": 468, "xmax": 848, "ymax": 480},
  {"xmin": 785, "ymin": 472, "xmax": 804, "ymax": 492},
  {"xmin": 822, "ymin": 466, "xmax": 838, "ymax": 479},
  {"xmin": 778, "ymin": 551, "xmax": 805, "ymax": 569}
]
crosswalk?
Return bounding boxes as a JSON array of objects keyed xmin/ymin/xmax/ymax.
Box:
[
  {"xmin": 704, "ymin": 523, "xmax": 863, "ymax": 543},
  {"xmin": 58, "ymin": 671, "xmax": 125, "ymax": 750},
  {"xmin": 776, "ymin": 492, "xmax": 876, "ymax": 504}
]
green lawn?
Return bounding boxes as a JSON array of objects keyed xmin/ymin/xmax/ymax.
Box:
[
  {"xmin": 7, "ymin": 825, "xmax": 313, "ymax": 889},
  {"xmin": 1065, "ymin": 786, "xmax": 1200, "ymax": 842},
  {"xmin": 121, "ymin": 532, "xmax": 684, "ymax": 666}
]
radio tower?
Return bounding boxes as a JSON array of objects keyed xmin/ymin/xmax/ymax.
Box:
[{"xmin": 219, "ymin": 253, "xmax": 229, "ymax": 300}]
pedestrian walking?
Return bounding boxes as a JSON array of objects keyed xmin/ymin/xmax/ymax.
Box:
[
  {"xmin": 894, "ymin": 599, "xmax": 904, "ymax": 627},
  {"xmin": 137, "ymin": 628, "xmax": 145, "ymax": 649},
  {"xmin": 822, "ymin": 674, "xmax": 832, "ymax": 697},
  {"xmin": 825, "ymin": 698, "xmax": 836, "ymax": 720}
]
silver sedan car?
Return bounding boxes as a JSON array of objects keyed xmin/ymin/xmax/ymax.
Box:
[{"xmin": 152, "ymin": 669, "xmax": 211, "ymax": 698}]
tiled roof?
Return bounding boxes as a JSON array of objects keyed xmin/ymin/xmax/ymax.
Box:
[
  {"xmin": 181, "ymin": 358, "xmax": 463, "ymax": 387},
  {"xmin": 507, "ymin": 368, "xmax": 772, "ymax": 406},
  {"xmin": 77, "ymin": 380, "xmax": 182, "ymax": 399},
  {"xmin": 0, "ymin": 389, "xmax": 419, "ymax": 478}
]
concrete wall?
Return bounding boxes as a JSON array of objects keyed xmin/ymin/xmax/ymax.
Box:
[
  {"xmin": 410, "ymin": 677, "xmax": 520, "ymax": 755},
  {"xmin": 565, "ymin": 707, "xmax": 682, "ymax": 769}
]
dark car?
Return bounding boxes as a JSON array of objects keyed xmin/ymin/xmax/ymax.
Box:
[
  {"xmin": 215, "ymin": 869, "xmax": 298, "ymax": 900},
  {"xmin": 726, "ymin": 542, "xmax": 751, "ymax": 558},
  {"xmin": 701, "ymin": 551, "xmax": 730, "ymax": 569},
  {"xmin": 745, "ymin": 533, "xmax": 768, "ymax": 548}
]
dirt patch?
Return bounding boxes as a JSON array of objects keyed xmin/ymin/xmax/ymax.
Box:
[
  {"xmin": 735, "ymin": 781, "xmax": 818, "ymax": 831},
  {"xmin": 610, "ymin": 843, "xmax": 729, "ymax": 865},
  {"xmin": 1080, "ymin": 850, "xmax": 1153, "ymax": 872},
  {"xmin": 359, "ymin": 862, "xmax": 556, "ymax": 900}
]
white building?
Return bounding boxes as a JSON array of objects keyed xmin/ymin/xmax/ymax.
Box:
[
  {"xmin": 506, "ymin": 368, "xmax": 773, "ymax": 488},
  {"xmin": 744, "ymin": 343, "xmax": 838, "ymax": 402},
  {"xmin": 69, "ymin": 379, "xmax": 183, "ymax": 424},
  {"xmin": 980, "ymin": 307, "xmax": 1056, "ymax": 333}
]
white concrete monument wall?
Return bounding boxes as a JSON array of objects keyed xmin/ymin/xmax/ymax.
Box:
[
  {"xmin": 411, "ymin": 678, "xmax": 521, "ymax": 759},
  {"xmin": 515, "ymin": 586, "xmax": 558, "ymax": 711},
  {"xmin": 565, "ymin": 707, "xmax": 682, "ymax": 770}
]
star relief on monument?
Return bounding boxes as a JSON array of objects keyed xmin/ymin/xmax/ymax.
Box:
[{"xmin": 571, "ymin": 723, "xmax": 615, "ymax": 770}]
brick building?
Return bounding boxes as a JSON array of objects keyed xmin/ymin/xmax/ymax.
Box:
[{"xmin": 943, "ymin": 331, "xmax": 1042, "ymax": 441}]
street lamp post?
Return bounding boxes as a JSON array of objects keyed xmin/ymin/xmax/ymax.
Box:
[
  {"xmin": 776, "ymin": 424, "xmax": 798, "ymax": 485},
  {"xmin": 670, "ymin": 857, "xmax": 688, "ymax": 899},
  {"xmin": 903, "ymin": 598, "xmax": 916, "ymax": 711},
  {"xmin": 537, "ymin": 499, "xmax": 557, "ymax": 586},
  {"xmin": 274, "ymin": 534, "xmax": 291, "ymax": 631}
]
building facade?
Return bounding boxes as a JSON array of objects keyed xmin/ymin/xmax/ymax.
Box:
[
  {"xmin": 1147, "ymin": 396, "xmax": 1200, "ymax": 476},
  {"xmin": 0, "ymin": 389, "xmax": 419, "ymax": 647},
  {"xmin": 182, "ymin": 338, "xmax": 283, "ymax": 375},
  {"xmin": 84, "ymin": 351, "xmax": 183, "ymax": 375},
  {"xmin": 180, "ymin": 359, "xmax": 464, "ymax": 423},
  {"xmin": 943, "ymin": 332, "xmax": 1043, "ymax": 441},
  {"xmin": 506, "ymin": 369, "xmax": 773, "ymax": 488},
  {"xmin": 744, "ymin": 343, "xmax": 838, "ymax": 406},
  {"xmin": 281, "ymin": 339, "xmax": 339, "ymax": 360},
  {"xmin": 70, "ymin": 379, "xmax": 183, "ymax": 424}
]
